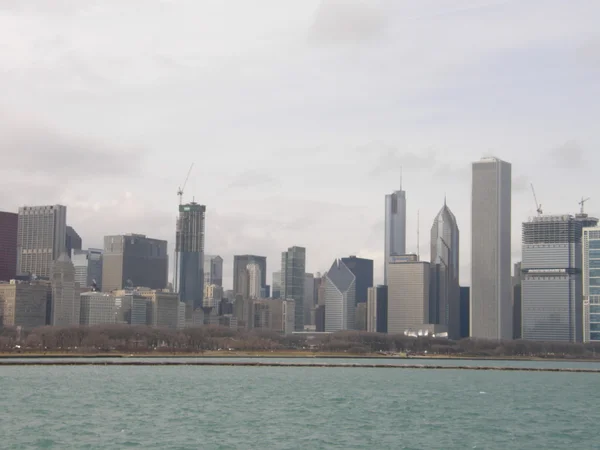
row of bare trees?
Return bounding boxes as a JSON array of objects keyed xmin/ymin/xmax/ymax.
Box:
[{"xmin": 1, "ymin": 326, "xmax": 599, "ymax": 358}]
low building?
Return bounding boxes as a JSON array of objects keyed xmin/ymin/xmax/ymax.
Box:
[
  {"xmin": 80, "ymin": 292, "xmax": 118, "ymax": 325},
  {"xmin": 0, "ymin": 280, "xmax": 50, "ymax": 328}
]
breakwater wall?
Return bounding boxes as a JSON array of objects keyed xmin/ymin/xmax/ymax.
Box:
[{"xmin": 0, "ymin": 361, "xmax": 598, "ymax": 372}]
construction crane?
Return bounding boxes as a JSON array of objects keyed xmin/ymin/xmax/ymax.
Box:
[
  {"xmin": 530, "ymin": 183, "xmax": 542, "ymax": 216},
  {"xmin": 579, "ymin": 197, "xmax": 591, "ymax": 215},
  {"xmin": 177, "ymin": 163, "xmax": 194, "ymax": 205}
]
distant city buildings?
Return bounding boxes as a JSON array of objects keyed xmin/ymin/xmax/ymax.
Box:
[
  {"xmin": 233, "ymin": 255, "xmax": 267, "ymax": 296},
  {"xmin": 367, "ymin": 285, "xmax": 388, "ymax": 333},
  {"xmin": 246, "ymin": 262, "xmax": 262, "ymax": 299},
  {"xmin": 203, "ymin": 255, "xmax": 223, "ymax": 287},
  {"xmin": 0, "ymin": 279, "xmax": 49, "ymax": 328},
  {"xmin": 17, "ymin": 205, "xmax": 67, "ymax": 278},
  {"xmin": 583, "ymin": 226, "xmax": 600, "ymax": 343},
  {"xmin": 384, "ymin": 183, "xmax": 406, "ymax": 284},
  {"xmin": 72, "ymin": 248, "xmax": 103, "ymax": 290},
  {"xmin": 303, "ymin": 273, "xmax": 315, "ymax": 326},
  {"xmin": 80, "ymin": 292, "xmax": 117, "ymax": 325},
  {"xmin": 272, "ymin": 271, "xmax": 281, "ymax": 299},
  {"xmin": 0, "ymin": 211, "xmax": 18, "ymax": 282},
  {"xmin": 65, "ymin": 226, "xmax": 82, "ymax": 257},
  {"xmin": 324, "ymin": 259, "xmax": 356, "ymax": 332},
  {"xmin": 281, "ymin": 246, "xmax": 306, "ymax": 331},
  {"xmin": 102, "ymin": 234, "xmax": 168, "ymax": 292},
  {"xmin": 340, "ymin": 256, "xmax": 373, "ymax": 304},
  {"xmin": 51, "ymin": 253, "xmax": 80, "ymax": 326},
  {"xmin": 471, "ymin": 157, "xmax": 512, "ymax": 340},
  {"xmin": 513, "ymin": 262, "xmax": 522, "ymax": 339}
]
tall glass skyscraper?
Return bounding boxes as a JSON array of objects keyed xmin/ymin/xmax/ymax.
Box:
[
  {"xmin": 281, "ymin": 246, "xmax": 306, "ymax": 331},
  {"xmin": 471, "ymin": 157, "xmax": 512, "ymax": 340},
  {"xmin": 429, "ymin": 200, "xmax": 460, "ymax": 339},
  {"xmin": 175, "ymin": 202, "xmax": 206, "ymax": 314},
  {"xmin": 384, "ymin": 184, "xmax": 406, "ymax": 284},
  {"xmin": 583, "ymin": 226, "xmax": 600, "ymax": 343}
]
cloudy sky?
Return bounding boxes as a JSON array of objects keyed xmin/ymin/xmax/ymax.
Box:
[{"xmin": 1, "ymin": 0, "xmax": 599, "ymax": 288}]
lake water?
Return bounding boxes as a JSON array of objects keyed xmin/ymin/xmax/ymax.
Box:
[{"xmin": 1, "ymin": 359, "xmax": 598, "ymax": 449}]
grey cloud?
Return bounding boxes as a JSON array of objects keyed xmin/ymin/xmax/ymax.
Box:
[
  {"xmin": 546, "ymin": 140, "xmax": 584, "ymax": 169},
  {"xmin": 227, "ymin": 170, "xmax": 280, "ymax": 190},
  {"xmin": 308, "ymin": 0, "xmax": 388, "ymax": 45}
]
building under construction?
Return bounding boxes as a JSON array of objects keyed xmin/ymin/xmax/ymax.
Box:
[
  {"xmin": 521, "ymin": 213, "xmax": 598, "ymax": 342},
  {"xmin": 175, "ymin": 202, "xmax": 206, "ymax": 318}
]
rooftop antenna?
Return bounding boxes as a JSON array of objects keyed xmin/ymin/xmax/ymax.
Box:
[
  {"xmin": 530, "ymin": 183, "xmax": 543, "ymax": 216},
  {"xmin": 177, "ymin": 163, "xmax": 194, "ymax": 205},
  {"xmin": 417, "ymin": 209, "xmax": 420, "ymax": 260},
  {"xmin": 579, "ymin": 197, "xmax": 591, "ymax": 215}
]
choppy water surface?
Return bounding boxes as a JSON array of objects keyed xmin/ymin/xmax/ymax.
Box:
[{"xmin": 0, "ymin": 362, "xmax": 598, "ymax": 449}]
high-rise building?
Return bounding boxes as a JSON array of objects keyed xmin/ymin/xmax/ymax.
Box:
[
  {"xmin": 0, "ymin": 280, "xmax": 50, "ymax": 328},
  {"xmin": 367, "ymin": 285, "xmax": 388, "ymax": 333},
  {"xmin": 513, "ymin": 262, "xmax": 522, "ymax": 339},
  {"xmin": 324, "ymin": 259, "xmax": 356, "ymax": 332},
  {"xmin": 429, "ymin": 200, "xmax": 461, "ymax": 339},
  {"xmin": 234, "ymin": 255, "xmax": 267, "ymax": 295},
  {"xmin": 354, "ymin": 303, "xmax": 367, "ymax": 331},
  {"xmin": 281, "ymin": 246, "xmax": 306, "ymax": 331},
  {"xmin": 272, "ymin": 271, "xmax": 281, "ymax": 299},
  {"xmin": 387, "ymin": 255, "xmax": 430, "ymax": 334},
  {"xmin": 0, "ymin": 211, "xmax": 18, "ymax": 282},
  {"xmin": 341, "ymin": 256, "xmax": 373, "ymax": 304},
  {"xmin": 72, "ymin": 248, "xmax": 103, "ymax": 290},
  {"xmin": 247, "ymin": 262, "xmax": 262, "ymax": 299},
  {"xmin": 102, "ymin": 234, "xmax": 168, "ymax": 292},
  {"xmin": 582, "ymin": 226, "xmax": 600, "ymax": 343},
  {"xmin": 17, "ymin": 205, "xmax": 67, "ymax": 278},
  {"xmin": 175, "ymin": 202, "xmax": 206, "ymax": 314},
  {"xmin": 65, "ymin": 226, "xmax": 82, "ymax": 257},
  {"xmin": 460, "ymin": 286, "xmax": 470, "ymax": 338},
  {"xmin": 471, "ymin": 157, "xmax": 512, "ymax": 340},
  {"xmin": 252, "ymin": 298, "xmax": 295, "ymax": 335},
  {"xmin": 51, "ymin": 253, "xmax": 80, "ymax": 326},
  {"xmin": 135, "ymin": 287, "xmax": 183, "ymax": 329},
  {"xmin": 80, "ymin": 292, "xmax": 117, "ymax": 325},
  {"xmin": 521, "ymin": 215, "xmax": 594, "ymax": 342},
  {"xmin": 303, "ymin": 273, "xmax": 315, "ymax": 326},
  {"xmin": 203, "ymin": 255, "xmax": 223, "ymax": 287},
  {"xmin": 384, "ymin": 184, "xmax": 406, "ymax": 284}
]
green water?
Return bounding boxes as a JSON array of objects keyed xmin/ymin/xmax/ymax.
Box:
[{"xmin": 0, "ymin": 362, "xmax": 598, "ymax": 449}]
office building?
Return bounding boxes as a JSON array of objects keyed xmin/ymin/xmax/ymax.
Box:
[
  {"xmin": 51, "ymin": 253, "xmax": 80, "ymax": 326},
  {"xmin": 324, "ymin": 259, "xmax": 356, "ymax": 332},
  {"xmin": 233, "ymin": 255, "xmax": 267, "ymax": 296},
  {"xmin": 65, "ymin": 226, "xmax": 82, "ymax": 257},
  {"xmin": 522, "ymin": 215, "xmax": 593, "ymax": 342},
  {"xmin": 341, "ymin": 256, "xmax": 373, "ymax": 304},
  {"xmin": 304, "ymin": 273, "xmax": 315, "ymax": 326},
  {"xmin": 102, "ymin": 234, "xmax": 168, "ymax": 292},
  {"xmin": 429, "ymin": 200, "xmax": 461, "ymax": 339},
  {"xmin": 354, "ymin": 302, "xmax": 367, "ymax": 331},
  {"xmin": 252, "ymin": 298, "xmax": 295, "ymax": 335},
  {"xmin": 315, "ymin": 305, "xmax": 326, "ymax": 332},
  {"xmin": 583, "ymin": 226, "xmax": 600, "ymax": 342},
  {"xmin": 247, "ymin": 262, "xmax": 262, "ymax": 299},
  {"xmin": 113, "ymin": 289, "xmax": 150, "ymax": 325},
  {"xmin": 17, "ymin": 205, "xmax": 67, "ymax": 278},
  {"xmin": 459, "ymin": 287, "xmax": 470, "ymax": 338},
  {"xmin": 0, "ymin": 280, "xmax": 50, "ymax": 328},
  {"xmin": 0, "ymin": 212, "xmax": 18, "ymax": 282},
  {"xmin": 80, "ymin": 292, "xmax": 117, "ymax": 325},
  {"xmin": 272, "ymin": 271, "xmax": 281, "ymax": 299},
  {"xmin": 135, "ymin": 287, "xmax": 182, "ymax": 329},
  {"xmin": 367, "ymin": 285, "xmax": 388, "ymax": 333},
  {"xmin": 471, "ymin": 157, "xmax": 512, "ymax": 340},
  {"xmin": 384, "ymin": 183, "xmax": 406, "ymax": 284},
  {"xmin": 387, "ymin": 255, "xmax": 430, "ymax": 334},
  {"xmin": 281, "ymin": 246, "xmax": 306, "ymax": 331},
  {"xmin": 175, "ymin": 202, "xmax": 206, "ymax": 314},
  {"xmin": 513, "ymin": 262, "xmax": 522, "ymax": 339},
  {"xmin": 204, "ymin": 255, "xmax": 223, "ymax": 287},
  {"xmin": 72, "ymin": 248, "xmax": 103, "ymax": 290}
]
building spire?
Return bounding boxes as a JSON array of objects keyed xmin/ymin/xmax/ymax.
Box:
[{"xmin": 444, "ymin": 192, "xmax": 447, "ymax": 206}]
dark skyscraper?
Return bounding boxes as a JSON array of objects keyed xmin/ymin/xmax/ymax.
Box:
[
  {"xmin": 341, "ymin": 256, "xmax": 373, "ymax": 304},
  {"xmin": 460, "ymin": 287, "xmax": 470, "ymax": 338},
  {"xmin": 175, "ymin": 202, "xmax": 206, "ymax": 313},
  {"xmin": 233, "ymin": 255, "xmax": 267, "ymax": 295},
  {"xmin": 65, "ymin": 226, "xmax": 82, "ymax": 257},
  {"xmin": 281, "ymin": 246, "xmax": 306, "ymax": 331},
  {"xmin": 0, "ymin": 211, "xmax": 18, "ymax": 282}
]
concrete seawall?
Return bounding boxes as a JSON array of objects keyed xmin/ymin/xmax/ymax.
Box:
[{"xmin": 0, "ymin": 361, "xmax": 598, "ymax": 372}]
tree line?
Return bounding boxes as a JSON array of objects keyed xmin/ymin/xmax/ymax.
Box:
[{"xmin": 0, "ymin": 325, "xmax": 599, "ymax": 359}]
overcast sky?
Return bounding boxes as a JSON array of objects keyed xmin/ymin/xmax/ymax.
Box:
[{"xmin": 1, "ymin": 0, "xmax": 599, "ymax": 288}]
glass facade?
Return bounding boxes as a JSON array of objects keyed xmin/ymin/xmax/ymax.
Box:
[{"xmin": 583, "ymin": 227, "xmax": 600, "ymax": 342}]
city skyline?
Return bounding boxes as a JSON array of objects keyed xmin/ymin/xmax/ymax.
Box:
[{"xmin": 1, "ymin": 1, "xmax": 599, "ymax": 289}]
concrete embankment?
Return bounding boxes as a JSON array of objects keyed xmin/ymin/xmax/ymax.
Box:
[{"xmin": 0, "ymin": 361, "xmax": 598, "ymax": 372}]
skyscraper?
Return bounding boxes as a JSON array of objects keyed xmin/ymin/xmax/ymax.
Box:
[
  {"xmin": 233, "ymin": 255, "xmax": 266, "ymax": 296},
  {"xmin": 203, "ymin": 255, "xmax": 223, "ymax": 287},
  {"xmin": 367, "ymin": 285, "xmax": 388, "ymax": 333},
  {"xmin": 429, "ymin": 200, "xmax": 461, "ymax": 339},
  {"xmin": 341, "ymin": 256, "xmax": 373, "ymax": 304},
  {"xmin": 102, "ymin": 234, "xmax": 168, "ymax": 292},
  {"xmin": 281, "ymin": 246, "xmax": 306, "ymax": 331},
  {"xmin": 304, "ymin": 273, "xmax": 315, "ymax": 325},
  {"xmin": 17, "ymin": 205, "xmax": 67, "ymax": 278},
  {"xmin": 0, "ymin": 280, "xmax": 49, "ymax": 328},
  {"xmin": 246, "ymin": 262, "xmax": 262, "ymax": 299},
  {"xmin": 51, "ymin": 253, "xmax": 80, "ymax": 326},
  {"xmin": 324, "ymin": 259, "xmax": 356, "ymax": 332},
  {"xmin": 175, "ymin": 202, "xmax": 206, "ymax": 313},
  {"xmin": 471, "ymin": 157, "xmax": 512, "ymax": 340},
  {"xmin": 65, "ymin": 226, "xmax": 82, "ymax": 257},
  {"xmin": 521, "ymin": 215, "xmax": 589, "ymax": 342},
  {"xmin": 387, "ymin": 255, "xmax": 430, "ymax": 334},
  {"xmin": 0, "ymin": 211, "xmax": 18, "ymax": 282},
  {"xmin": 583, "ymin": 226, "xmax": 600, "ymax": 343},
  {"xmin": 384, "ymin": 182, "xmax": 406, "ymax": 284},
  {"xmin": 72, "ymin": 248, "xmax": 103, "ymax": 290},
  {"xmin": 272, "ymin": 271, "xmax": 281, "ymax": 299}
]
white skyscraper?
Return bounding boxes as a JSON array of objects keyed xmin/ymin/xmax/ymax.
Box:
[
  {"xmin": 246, "ymin": 262, "xmax": 262, "ymax": 299},
  {"xmin": 324, "ymin": 259, "xmax": 356, "ymax": 332},
  {"xmin": 471, "ymin": 157, "xmax": 512, "ymax": 340},
  {"xmin": 384, "ymin": 182, "xmax": 406, "ymax": 284}
]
